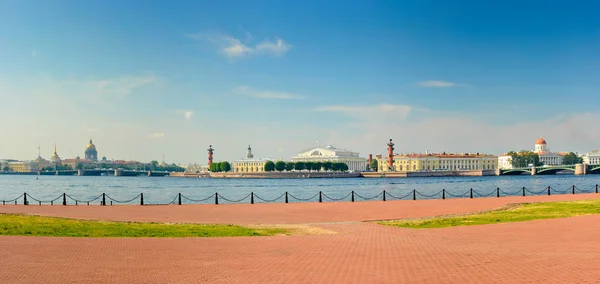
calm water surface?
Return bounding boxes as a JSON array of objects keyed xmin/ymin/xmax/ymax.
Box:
[{"xmin": 1, "ymin": 174, "xmax": 599, "ymax": 204}]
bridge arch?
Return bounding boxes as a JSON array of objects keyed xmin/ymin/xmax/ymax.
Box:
[
  {"xmin": 536, "ymin": 167, "xmax": 575, "ymax": 175},
  {"xmin": 500, "ymin": 169, "xmax": 531, "ymax": 175}
]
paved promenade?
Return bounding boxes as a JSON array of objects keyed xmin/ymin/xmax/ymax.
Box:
[{"xmin": 1, "ymin": 194, "xmax": 600, "ymax": 283}]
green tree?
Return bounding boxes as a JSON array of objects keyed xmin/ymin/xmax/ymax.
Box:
[
  {"xmin": 150, "ymin": 160, "xmax": 159, "ymax": 170},
  {"xmin": 508, "ymin": 151, "xmax": 543, "ymax": 167},
  {"xmin": 562, "ymin": 152, "xmax": 583, "ymax": 165},
  {"xmin": 340, "ymin": 163, "xmax": 349, "ymax": 172},
  {"xmin": 76, "ymin": 163, "xmax": 84, "ymax": 170},
  {"xmin": 322, "ymin": 161, "xmax": 333, "ymax": 171},
  {"xmin": 369, "ymin": 160, "xmax": 378, "ymax": 172},
  {"xmin": 264, "ymin": 161, "xmax": 275, "ymax": 172},
  {"xmin": 285, "ymin": 162, "xmax": 295, "ymax": 171},
  {"xmin": 219, "ymin": 161, "xmax": 231, "ymax": 172},
  {"xmin": 275, "ymin": 161, "xmax": 286, "ymax": 172},
  {"xmin": 304, "ymin": 162, "xmax": 314, "ymax": 172},
  {"xmin": 210, "ymin": 162, "xmax": 220, "ymax": 172},
  {"xmin": 313, "ymin": 162, "xmax": 323, "ymax": 172},
  {"xmin": 333, "ymin": 162, "xmax": 348, "ymax": 172},
  {"xmin": 2, "ymin": 166, "xmax": 9, "ymax": 172},
  {"xmin": 294, "ymin": 162, "xmax": 305, "ymax": 171}
]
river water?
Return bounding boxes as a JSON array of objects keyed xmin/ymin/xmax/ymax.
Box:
[{"xmin": 1, "ymin": 175, "xmax": 599, "ymax": 205}]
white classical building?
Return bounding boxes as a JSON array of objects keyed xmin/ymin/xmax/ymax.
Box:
[
  {"xmin": 533, "ymin": 137, "xmax": 564, "ymax": 166},
  {"xmin": 291, "ymin": 145, "xmax": 367, "ymax": 172},
  {"xmin": 498, "ymin": 154, "xmax": 513, "ymax": 170},
  {"xmin": 583, "ymin": 150, "xmax": 600, "ymax": 165}
]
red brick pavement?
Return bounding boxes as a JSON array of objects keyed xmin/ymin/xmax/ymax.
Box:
[{"xmin": 1, "ymin": 194, "xmax": 600, "ymax": 283}]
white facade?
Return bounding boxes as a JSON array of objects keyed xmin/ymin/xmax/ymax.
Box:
[
  {"xmin": 533, "ymin": 137, "xmax": 563, "ymax": 166},
  {"xmin": 498, "ymin": 155, "xmax": 513, "ymax": 169},
  {"xmin": 583, "ymin": 150, "xmax": 600, "ymax": 165},
  {"xmin": 291, "ymin": 145, "xmax": 367, "ymax": 172}
]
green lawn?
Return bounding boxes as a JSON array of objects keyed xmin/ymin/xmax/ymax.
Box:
[
  {"xmin": 0, "ymin": 214, "xmax": 286, "ymax": 237},
  {"xmin": 380, "ymin": 199, "xmax": 600, "ymax": 229}
]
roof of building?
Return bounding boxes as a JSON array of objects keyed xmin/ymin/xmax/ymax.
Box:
[
  {"xmin": 535, "ymin": 137, "xmax": 547, "ymax": 145},
  {"xmin": 297, "ymin": 145, "xmax": 358, "ymax": 155},
  {"xmin": 233, "ymin": 157, "xmax": 272, "ymax": 163},
  {"xmin": 86, "ymin": 139, "xmax": 97, "ymax": 150}
]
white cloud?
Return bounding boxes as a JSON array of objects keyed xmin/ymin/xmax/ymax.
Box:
[
  {"xmin": 315, "ymin": 104, "xmax": 413, "ymax": 120},
  {"xmin": 234, "ymin": 86, "xmax": 305, "ymax": 99},
  {"xmin": 220, "ymin": 36, "xmax": 253, "ymax": 57},
  {"xmin": 31, "ymin": 74, "xmax": 158, "ymax": 109},
  {"xmin": 173, "ymin": 110, "xmax": 194, "ymax": 120},
  {"xmin": 255, "ymin": 38, "xmax": 292, "ymax": 56},
  {"xmin": 417, "ymin": 81, "xmax": 467, "ymax": 88},
  {"xmin": 150, "ymin": 132, "xmax": 165, "ymax": 139},
  {"xmin": 86, "ymin": 75, "xmax": 157, "ymax": 96},
  {"xmin": 188, "ymin": 33, "xmax": 292, "ymax": 58}
]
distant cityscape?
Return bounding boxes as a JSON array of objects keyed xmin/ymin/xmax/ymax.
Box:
[
  {"xmin": 0, "ymin": 139, "xmax": 185, "ymax": 173},
  {"xmin": 1, "ymin": 137, "xmax": 598, "ymax": 176}
]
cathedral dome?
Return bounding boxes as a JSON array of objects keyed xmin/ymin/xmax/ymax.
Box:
[
  {"xmin": 535, "ymin": 137, "xmax": 547, "ymax": 145},
  {"xmin": 86, "ymin": 140, "xmax": 96, "ymax": 150},
  {"xmin": 85, "ymin": 139, "xmax": 98, "ymax": 161}
]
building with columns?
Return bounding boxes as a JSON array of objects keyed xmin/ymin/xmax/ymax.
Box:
[
  {"xmin": 498, "ymin": 154, "xmax": 513, "ymax": 169},
  {"xmin": 533, "ymin": 137, "xmax": 564, "ymax": 166},
  {"xmin": 377, "ymin": 152, "xmax": 498, "ymax": 172},
  {"xmin": 583, "ymin": 150, "xmax": 600, "ymax": 165},
  {"xmin": 291, "ymin": 145, "xmax": 367, "ymax": 172},
  {"xmin": 85, "ymin": 139, "xmax": 98, "ymax": 161},
  {"xmin": 232, "ymin": 145, "xmax": 272, "ymax": 173}
]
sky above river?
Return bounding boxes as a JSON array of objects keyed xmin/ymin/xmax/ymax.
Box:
[{"xmin": 1, "ymin": 0, "xmax": 599, "ymax": 164}]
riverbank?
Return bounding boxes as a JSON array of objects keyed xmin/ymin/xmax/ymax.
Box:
[
  {"xmin": 207, "ymin": 172, "xmax": 361, "ymax": 179},
  {"xmin": 362, "ymin": 169, "xmax": 499, "ymax": 178},
  {"xmin": 169, "ymin": 169, "xmax": 498, "ymax": 179}
]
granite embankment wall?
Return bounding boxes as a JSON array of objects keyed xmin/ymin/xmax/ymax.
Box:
[
  {"xmin": 209, "ymin": 172, "xmax": 361, "ymax": 179},
  {"xmin": 171, "ymin": 170, "xmax": 498, "ymax": 178},
  {"xmin": 361, "ymin": 169, "xmax": 498, "ymax": 178}
]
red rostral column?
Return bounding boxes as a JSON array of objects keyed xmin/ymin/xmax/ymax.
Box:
[
  {"xmin": 387, "ymin": 139, "xmax": 395, "ymax": 169},
  {"xmin": 207, "ymin": 145, "xmax": 214, "ymax": 166}
]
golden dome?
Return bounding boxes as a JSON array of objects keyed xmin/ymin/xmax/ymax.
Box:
[{"xmin": 86, "ymin": 139, "xmax": 96, "ymax": 150}]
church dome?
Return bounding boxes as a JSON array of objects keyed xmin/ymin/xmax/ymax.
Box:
[
  {"xmin": 85, "ymin": 139, "xmax": 98, "ymax": 161},
  {"xmin": 535, "ymin": 137, "xmax": 547, "ymax": 145},
  {"xmin": 86, "ymin": 140, "xmax": 96, "ymax": 150}
]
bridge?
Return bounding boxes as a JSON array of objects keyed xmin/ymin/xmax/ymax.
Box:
[{"xmin": 500, "ymin": 164, "xmax": 600, "ymax": 175}]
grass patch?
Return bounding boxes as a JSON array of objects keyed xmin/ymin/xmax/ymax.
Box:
[
  {"xmin": 0, "ymin": 214, "xmax": 287, "ymax": 237},
  {"xmin": 380, "ymin": 199, "xmax": 600, "ymax": 229}
]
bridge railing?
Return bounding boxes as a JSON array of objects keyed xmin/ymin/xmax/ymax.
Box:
[{"xmin": 3, "ymin": 184, "xmax": 599, "ymax": 206}]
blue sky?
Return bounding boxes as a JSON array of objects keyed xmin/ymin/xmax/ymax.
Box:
[{"xmin": 1, "ymin": 0, "xmax": 599, "ymax": 163}]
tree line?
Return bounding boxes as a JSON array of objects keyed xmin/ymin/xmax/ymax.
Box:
[
  {"xmin": 264, "ymin": 161, "xmax": 349, "ymax": 172},
  {"xmin": 210, "ymin": 161, "xmax": 231, "ymax": 172},
  {"xmin": 507, "ymin": 150, "xmax": 583, "ymax": 167}
]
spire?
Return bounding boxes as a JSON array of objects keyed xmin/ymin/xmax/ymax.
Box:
[
  {"xmin": 54, "ymin": 143, "xmax": 57, "ymax": 154},
  {"xmin": 246, "ymin": 144, "xmax": 254, "ymax": 159}
]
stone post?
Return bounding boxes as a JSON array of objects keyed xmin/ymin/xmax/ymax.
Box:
[
  {"xmin": 575, "ymin": 164, "xmax": 585, "ymax": 175},
  {"xmin": 530, "ymin": 166, "xmax": 536, "ymax": 176}
]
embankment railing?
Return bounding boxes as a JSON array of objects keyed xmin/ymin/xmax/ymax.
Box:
[{"xmin": 2, "ymin": 184, "xmax": 598, "ymax": 206}]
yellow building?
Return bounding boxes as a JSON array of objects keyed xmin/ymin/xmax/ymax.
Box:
[
  {"xmin": 377, "ymin": 152, "xmax": 498, "ymax": 172},
  {"xmin": 7, "ymin": 161, "xmax": 39, "ymax": 172},
  {"xmin": 232, "ymin": 145, "xmax": 272, "ymax": 173}
]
